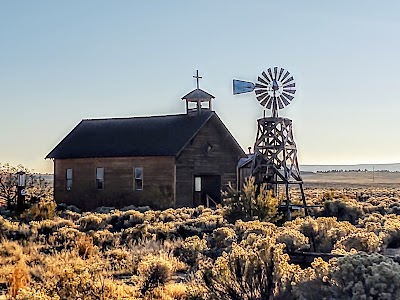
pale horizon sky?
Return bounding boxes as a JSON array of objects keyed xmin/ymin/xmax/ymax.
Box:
[{"xmin": 1, "ymin": 1, "xmax": 399, "ymax": 173}]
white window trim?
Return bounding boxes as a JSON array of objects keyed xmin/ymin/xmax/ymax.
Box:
[{"xmin": 194, "ymin": 176, "xmax": 201, "ymax": 192}]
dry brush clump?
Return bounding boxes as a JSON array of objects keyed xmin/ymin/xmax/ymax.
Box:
[
  {"xmin": 330, "ymin": 252, "xmax": 400, "ymax": 299},
  {"xmin": 223, "ymin": 177, "xmax": 281, "ymax": 224},
  {"xmin": 2, "ymin": 187, "xmax": 400, "ymax": 299}
]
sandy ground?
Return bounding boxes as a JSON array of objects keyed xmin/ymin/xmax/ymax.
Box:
[{"xmin": 301, "ymin": 171, "xmax": 400, "ymax": 188}]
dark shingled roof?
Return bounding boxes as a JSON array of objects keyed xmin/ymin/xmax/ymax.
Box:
[{"xmin": 46, "ymin": 111, "xmax": 220, "ymax": 159}]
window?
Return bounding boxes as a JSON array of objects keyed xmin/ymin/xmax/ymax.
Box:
[
  {"xmin": 96, "ymin": 167, "xmax": 104, "ymax": 190},
  {"xmin": 202, "ymin": 142, "xmax": 213, "ymax": 156},
  {"xmin": 134, "ymin": 167, "xmax": 143, "ymax": 191},
  {"xmin": 194, "ymin": 176, "xmax": 201, "ymax": 192},
  {"xmin": 66, "ymin": 168, "xmax": 72, "ymax": 190}
]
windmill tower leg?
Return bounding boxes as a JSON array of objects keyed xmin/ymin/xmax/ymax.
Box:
[
  {"xmin": 250, "ymin": 116, "xmax": 307, "ymax": 221},
  {"xmin": 300, "ymin": 184, "xmax": 308, "ymax": 216}
]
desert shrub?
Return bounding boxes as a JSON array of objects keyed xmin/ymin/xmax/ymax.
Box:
[
  {"xmin": 0, "ymin": 215, "xmax": 15, "ymax": 238},
  {"xmin": 4, "ymin": 187, "xmax": 400, "ymax": 299},
  {"xmin": 176, "ymin": 224, "xmax": 203, "ymax": 239},
  {"xmin": 122, "ymin": 223, "xmax": 155, "ymax": 243},
  {"xmin": 0, "ymin": 240, "xmax": 25, "ymax": 270},
  {"xmin": 48, "ymin": 262, "xmax": 100, "ymax": 298},
  {"xmin": 323, "ymin": 198, "xmax": 363, "ymax": 224},
  {"xmin": 291, "ymin": 257, "xmax": 332, "ymax": 300},
  {"xmin": 94, "ymin": 206, "xmax": 115, "ymax": 214},
  {"xmin": 330, "ymin": 252, "xmax": 400, "ymax": 299},
  {"xmin": 1, "ymin": 221, "xmax": 32, "ymax": 242},
  {"xmin": 105, "ymin": 247, "xmax": 138, "ymax": 275},
  {"xmin": 200, "ymin": 227, "xmax": 306, "ymax": 299},
  {"xmin": 358, "ymin": 213, "xmax": 400, "ymax": 248},
  {"xmin": 109, "ymin": 209, "xmax": 145, "ymax": 230},
  {"xmin": 0, "ymin": 242, "xmax": 25, "ymax": 295},
  {"xmin": 158, "ymin": 208, "xmax": 178, "ymax": 223},
  {"xmin": 209, "ymin": 227, "xmax": 237, "ymax": 249},
  {"xmin": 234, "ymin": 219, "xmax": 277, "ymax": 239},
  {"xmin": 22, "ymin": 198, "xmax": 56, "ymax": 221},
  {"xmin": 78, "ymin": 213, "xmax": 108, "ymax": 231},
  {"xmin": 149, "ymin": 221, "xmax": 182, "ymax": 241},
  {"xmin": 185, "ymin": 210, "xmax": 226, "ymax": 233},
  {"xmin": 138, "ymin": 253, "xmax": 175, "ymax": 296},
  {"xmin": 91, "ymin": 229, "xmax": 117, "ymax": 250},
  {"xmin": 56, "ymin": 204, "xmax": 81, "ymax": 221},
  {"xmin": 15, "ymin": 287, "xmax": 58, "ymax": 300},
  {"xmin": 334, "ymin": 231, "xmax": 382, "ymax": 254},
  {"xmin": 30, "ymin": 219, "xmax": 63, "ymax": 238},
  {"xmin": 76, "ymin": 234, "xmax": 96, "ymax": 258},
  {"xmin": 285, "ymin": 217, "xmax": 356, "ymax": 252},
  {"xmin": 32, "ymin": 252, "xmax": 138, "ymax": 300},
  {"xmin": 49, "ymin": 226, "xmax": 84, "ymax": 250},
  {"xmin": 388, "ymin": 202, "xmax": 400, "ymax": 215},
  {"xmin": 202, "ymin": 240, "xmax": 278, "ymax": 300},
  {"xmin": 276, "ymin": 227, "xmax": 309, "ymax": 252},
  {"xmin": 223, "ymin": 177, "xmax": 281, "ymax": 224},
  {"xmin": 149, "ymin": 282, "xmax": 186, "ymax": 300},
  {"xmin": 0, "ymin": 216, "xmax": 33, "ymax": 241},
  {"xmin": 174, "ymin": 236, "xmax": 208, "ymax": 267}
]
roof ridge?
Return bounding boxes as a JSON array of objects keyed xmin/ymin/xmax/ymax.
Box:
[
  {"xmin": 81, "ymin": 112, "xmax": 195, "ymax": 121},
  {"xmin": 46, "ymin": 110, "xmax": 217, "ymax": 159}
]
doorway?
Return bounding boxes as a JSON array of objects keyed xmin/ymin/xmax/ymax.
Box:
[{"xmin": 193, "ymin": 175, "xmax": 221, "ymax": 207}]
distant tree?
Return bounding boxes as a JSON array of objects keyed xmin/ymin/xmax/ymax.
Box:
[{"xmin": 0, "ymin": 163, "xmax": 52, "ymax": 210}]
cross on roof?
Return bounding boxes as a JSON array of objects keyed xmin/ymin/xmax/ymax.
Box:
[{"xmin": 193, "ymin": 70, "xmax": 202, "ymax": 89}]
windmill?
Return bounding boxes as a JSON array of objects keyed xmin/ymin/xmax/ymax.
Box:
[{"xmin": 234, "ymin": 67, "xmax": 307, "ymax": 220}]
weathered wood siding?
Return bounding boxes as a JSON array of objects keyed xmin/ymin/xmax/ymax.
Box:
[
  {"xmin": 239, "ymin": 166, "xmax": 252, "ymax": 190},
  {"xmin": 175, "ymin": 115, "xmax": 244, "ymax": 207},
  {"xmin": 54, "ymin": 156, "xmax": 175, "ymax": 210}
]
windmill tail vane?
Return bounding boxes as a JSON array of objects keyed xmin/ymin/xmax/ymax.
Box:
[
  {"xmin": 233, "ymin": 79, "xmax": 255, "ymax": 95},
  {"xmin": 233, "ymin": 67, "xmax": 296, "ymax": 118}
]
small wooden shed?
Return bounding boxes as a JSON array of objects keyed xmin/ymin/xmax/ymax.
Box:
[{"xmin": 46, "ymin": 87, "xmax": 245, "ymax": 210}]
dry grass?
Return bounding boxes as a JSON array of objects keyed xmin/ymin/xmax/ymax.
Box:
[
  {"xmin": 76, "ymin": 234, "xmax": 96, "ymax": 258},
  {"xmin": 1, "ymin": 183, "xmax": 400, "ymax": 299},
  {"xmin": 8, "ymin": 261, "xmax": 29, "ymax": 298}
]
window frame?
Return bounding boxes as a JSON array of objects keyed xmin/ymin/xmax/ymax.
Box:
[
  {"xmin": 96, "ymin": 167, "xmax": 104, "ymax": 190},
  {"xmin": 66, "ymin": 168, "xmax": 73, "ymax": 191},
  {"xmin": 202, "ymin": 141, "xmax": 213, "ymax": 156},
  {"xmin": 194, "ymin": 176, "xmax": 202, "ymax": 192},
  {"xmin": 134, "ymin": 167, "xmax": 143, "ymax": 191}
]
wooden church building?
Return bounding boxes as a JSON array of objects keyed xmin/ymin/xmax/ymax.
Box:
[{"xmin": 46, "ymin": 73, "xmax": 246, "ymax": 210}]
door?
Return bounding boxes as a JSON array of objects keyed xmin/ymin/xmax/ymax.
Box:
[{"xmin": 193, "ymin": 175, "xmax": 221, "ymax": 207}]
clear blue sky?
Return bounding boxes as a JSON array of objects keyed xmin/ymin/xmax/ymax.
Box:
[{"xmin": 1, "ymin": 1, "xmax": 399, "ymax": 173}]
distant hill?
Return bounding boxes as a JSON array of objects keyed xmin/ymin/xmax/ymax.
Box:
[{"xmin": 300, "ymin": 163, "xmax": 400, "ymax": 173}]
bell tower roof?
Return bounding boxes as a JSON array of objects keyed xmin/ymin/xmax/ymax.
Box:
[
  {"xmin": 181, "ymin": 88, "xmax": 215, "ymax": 101},
  {"xmin": 181, "ymin": 70, "xmax": 215, "ymax": 115}
]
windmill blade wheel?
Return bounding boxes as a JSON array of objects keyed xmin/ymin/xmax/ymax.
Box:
[{"xmin": 253, "ymin": 67, "xmax": 296, "ymax": 114}]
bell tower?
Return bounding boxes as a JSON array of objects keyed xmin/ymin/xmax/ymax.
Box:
[{"xmin": 181, "ymin": 70, "xmax": 215, "ymax": 115}]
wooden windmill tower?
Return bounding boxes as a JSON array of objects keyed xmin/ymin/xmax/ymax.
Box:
[{"xmin": 233, "ymin": 67, "xmax": 307, "ymax": 220}]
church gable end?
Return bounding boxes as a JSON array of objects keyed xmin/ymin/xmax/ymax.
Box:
[{"xmin": 175, "ymin": 114, "xmax": 245, "ymax": 207}]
